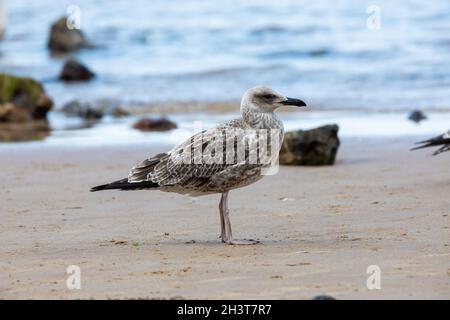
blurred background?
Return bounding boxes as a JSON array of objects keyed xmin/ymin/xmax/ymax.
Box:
[{"xmin": 1, "ymin": 0, "xmax": 450, "ymax": 145}]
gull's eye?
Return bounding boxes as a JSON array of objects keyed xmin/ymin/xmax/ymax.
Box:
[{"xmin": 263, "ymin": 94, "xmax": 276, "ymax": 100}]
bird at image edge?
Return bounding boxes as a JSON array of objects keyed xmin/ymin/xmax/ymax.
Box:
[{"xmin": 412, "ymin": 130, "xmax": 450, "ymax": 156}]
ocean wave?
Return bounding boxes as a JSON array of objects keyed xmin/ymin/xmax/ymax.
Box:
[{"xmin": 2, "ymin": 0, "xmax": 450, "ymax": 111}]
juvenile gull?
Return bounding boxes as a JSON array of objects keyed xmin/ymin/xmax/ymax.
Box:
[
  {"xmin": 411, "ymin": 130, "xmax": 450, "ymax": 155},
  {"xmin": 91, "ymin": 86, "xmax": 307, "ymax": 245}
]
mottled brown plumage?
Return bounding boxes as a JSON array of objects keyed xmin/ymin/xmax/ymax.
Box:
[{"xmin": 91, "ymin": 86, "xmax": 307, "ymax": 245}]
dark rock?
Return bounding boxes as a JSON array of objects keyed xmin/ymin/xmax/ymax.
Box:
[
  {"xmin": 408, "ymin": 110, "xmax": 427, "ymax": 123},
  {"xmin": 312, "ymin": 295, "xmax": 336, "ymax": 300},
  {"xmin": 59, "ymin": 59, "xmax": 95, "ymax": 81},
  {"xmin": 61, "ymin": 100, "xmax": 103, "ymax": 120},
  {"xmin": 48, "ymin": 16, "xmax": 91, "ymax": 53},
  {"xmin": 0, "ymin": 73, "xmax": 53, "ymax": 120},
  {"xmin": 279, "ymin": 124, "xmax": 340, "ymax": 166},
  {"xmin": 133, "ymin": 117, "xmax": 177, "ymax": 132}
]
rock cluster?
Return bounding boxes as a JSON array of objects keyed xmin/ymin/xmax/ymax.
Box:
[
  {"xmin": 0, "ymin": 73, "xmax": 53, "ymax": 141},
  {"xmin": 61, "ymin": 100, "xmax": 129, "ymax": 120}
]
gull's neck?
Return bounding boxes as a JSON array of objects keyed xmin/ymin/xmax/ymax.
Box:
[{"xmin": 241, "ymin": 102, "xmax": 284, "ymax": 132}]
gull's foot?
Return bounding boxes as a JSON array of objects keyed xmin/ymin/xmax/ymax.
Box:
[{"xmin": 226, "ymin": 238, "xmax": 260, "ymax": 245}]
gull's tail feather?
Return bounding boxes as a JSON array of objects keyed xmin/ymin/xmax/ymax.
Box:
[{"xmin": 90, "ymin": 178, "xmax": 159, "ymax": 192}]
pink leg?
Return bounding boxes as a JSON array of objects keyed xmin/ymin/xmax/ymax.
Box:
[
  {"xmin": 219, "ymin": 194, "xmax": 226, "ymax": 241},
  {"xmin": 219, "ymin": 192, "xmax": 259, "ymax": 245}
]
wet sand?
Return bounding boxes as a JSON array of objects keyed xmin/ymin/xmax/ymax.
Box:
[{"xmin": 0, "ymin": 137, "xmax": 449, "ymax": 299}]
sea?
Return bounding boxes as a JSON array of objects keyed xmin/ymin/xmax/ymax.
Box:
[{"xmin": 1, "ymin": 0, "xmax": 450, "ymax": 146}]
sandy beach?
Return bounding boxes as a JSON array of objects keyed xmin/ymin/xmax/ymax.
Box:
[
  {"xmin": 2, "ymin": 0, "xmax": 450, "ymax": 303},
  {"xmin": 0, "ymin": 136, "xmax": 448, "ymax": 299}
]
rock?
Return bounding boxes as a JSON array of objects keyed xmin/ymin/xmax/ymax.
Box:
[
  {"xmin": 59, "ymin": 59, "xmax": 95, "ymax": 81},
  {"xmin": 0, "ymin": 73, "xmax": 53, "ymax": 142},
  {"xmin": 0, "ymin": 73, "xmax": 53, "ymax": 120},
  {"xmin": 133, "ymin": 117, "xmax": 177, "ymax": 132},
  {"xmin": 279, "ymin": 124, "xmax": 340, "ymax": 166},
  {"xmin": 0, "ymin": 103, "xmax": 31, "ymax": 122},
  {"xmin": 408, "ymin": 110, "xmax": 427, "ymax": 123},
  {"xmin": 0, "ymin": 121, "xmax": 50, "ymax": 142},
  {"xmin": 47, "ymin": 16, "xmax": 90, "ymax": 53},
  {"xmin": 61, "ymin": 100, "xmax": 103, "ymax": 120}
]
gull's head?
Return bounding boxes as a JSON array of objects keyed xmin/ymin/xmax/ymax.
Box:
[{"xmin": 241, "ymin": 85, "xmax": 307, "ymax": 113}]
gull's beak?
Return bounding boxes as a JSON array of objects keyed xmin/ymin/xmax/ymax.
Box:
[{"xmin": 280, "ymin": 97, "xmax": 307, "ymax": 107}]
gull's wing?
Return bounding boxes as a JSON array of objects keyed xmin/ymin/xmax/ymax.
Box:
[
  {"xmin": 127, "ymin": 152, "xmax": 168, "ymax": 182},
  {"xmin": 128, "ymin": 119, "xmax": 254, "ymax": 188}
]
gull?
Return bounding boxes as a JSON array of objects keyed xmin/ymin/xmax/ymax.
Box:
[
  {"xmin": 411, "ymin": 130, "xmax": 450, "ymax": 155},
  {"xmin": 91, "ymin": 86, "xmax": 307, "ymax": 245}
]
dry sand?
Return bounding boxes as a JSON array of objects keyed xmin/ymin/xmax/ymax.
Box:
[{"xmin": 0, "ymin": 137, "xmax": 449, "ymax": 299}]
